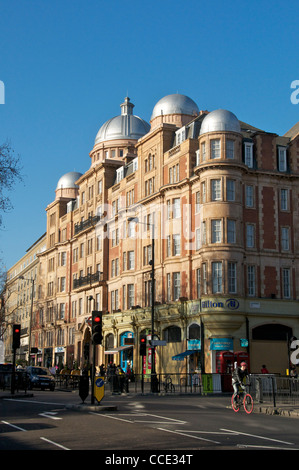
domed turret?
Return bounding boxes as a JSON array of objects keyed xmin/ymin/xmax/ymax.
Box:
[
  {"xmin": 94, "ymin": 97, "xmax": 150, "ymax": 145},
  {"xmin": 151, "ymin": 94, "xmax": 199, "ymax": 119},
  {"xmin": 56, "ymin": 171, "xmax": 82, "ymax": 190},
  {"xmin": 200, "ymin": 109, "xmax": 240, "ymax": 135},
  {"xmin": 150, "ymin": 93, "xmax": 199, "ymax": 129},
  {"xmin": 55, "ymin": 171, "xmax": 82, "ymax": 200}
]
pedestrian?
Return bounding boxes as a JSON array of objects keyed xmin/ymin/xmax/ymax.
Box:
[
  {"xmin": 290, "ymin": 366, "xmax": 297, "ymax": 378},
  {"xmin": 116, "ymin": 365, "xmax": 126, "ymax": 393},
  {"xmin": 261, "ymin": 364, "xmax": 269, "ymax": 374},
  {"xmin": 100, "ymin": 363, "xmax": 106, "ymax": 377}
]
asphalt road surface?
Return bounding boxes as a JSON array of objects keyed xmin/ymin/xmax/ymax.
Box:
[{"xmin": 1, "ymin": 390, "xmax": 299, "ymax": 456}]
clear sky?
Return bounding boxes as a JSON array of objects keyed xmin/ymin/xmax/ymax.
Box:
[{"xmin": 0, "ymin": 0, "xmax": 298, "ymax": 270}]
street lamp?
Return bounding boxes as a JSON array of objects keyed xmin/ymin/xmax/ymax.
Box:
[
  {"xmin": 128, "ymin": 217, "xmax": 158, "ymax": 393},
  {"xmin": 18, "ymin": 275, "xmax": 35, "ymax": 365}
]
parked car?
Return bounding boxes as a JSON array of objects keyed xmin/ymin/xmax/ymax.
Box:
[{"xmin": 26, "ymin": 366, "xmax": 55, "ymax": 391}]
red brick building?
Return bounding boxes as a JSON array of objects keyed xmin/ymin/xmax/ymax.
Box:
[{"xmin": 7, "ymin": 94, "xmax": 299, "ymax": 376}]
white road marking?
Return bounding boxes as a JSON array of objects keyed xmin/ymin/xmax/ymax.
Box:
[
  {"xmin": 157, "ymin": 427, "xmax": 220, "ymax": 444},
  {"xmin": 40, "ymin": 437, "xmax": 70, "ymax": 450},
  {"xmin": 4, "ymin": 398, "xmax": 63, "ymax": 406},
  {"xmin": 221, "ymin": 428, "xmax": 294, "ymax": 445},
  {"xmin": 89, "ymin": 412, "xmax": 133, "ymax": 423},
  {"xmin": 238, "ymin": 444, "xmax": 298, "ymax": 450},
  {"xmin": 39, "ymin": 412, "xmax": 62, "ymax": 420},
  {"xmin": 1, "ymin": 420, "xmax": 27, "ymax": 432}
]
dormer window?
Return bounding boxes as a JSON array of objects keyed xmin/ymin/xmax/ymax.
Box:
[
  {"xmin": 116, "ymin": 166, "xmax": 124, "ymax": 183},
  {"xmin": 278, "ymin": 146, "xmax": 287, "ymax": 172},
  {"xmin": 132, "ymin": 157, "xmax": 138, "ymax": 172},
  {"xmin": 175, "ymin": 127, "xmax": 186, "ymax": 145}
]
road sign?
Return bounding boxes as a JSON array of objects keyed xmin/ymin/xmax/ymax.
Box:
[
  {"xmin": 94, "ymin": 376, "xmax": 105, "ymax": 403},
  {"xmin": 150, "ymin": 340, "xmax": 167, "ymax": 346}
]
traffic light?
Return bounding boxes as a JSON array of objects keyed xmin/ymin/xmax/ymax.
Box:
[
  {"xmin": 92, "ymin": 311, "xmax": 103, "ymax": 345},
  {"xmin": 12, "ymin": 324, "xmax": 21, "ymax": 350},
  {"xmin": 139, "ymin": 335, "xmax": 147, "ymax": 356}
]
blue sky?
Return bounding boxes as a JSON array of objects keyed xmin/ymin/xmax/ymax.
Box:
[{"xmin": 0, "ymin": 0, "xmax": 298, "ymax": 270}]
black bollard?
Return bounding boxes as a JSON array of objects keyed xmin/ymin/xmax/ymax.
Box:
[{"xmin": 79, "ymin": 373, "xmax": 89, "ymax": 403}]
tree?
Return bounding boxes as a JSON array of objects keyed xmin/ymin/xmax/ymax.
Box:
[{"xmin": 0, "ymin": 141, "xmax": 23, "ymax": 226}]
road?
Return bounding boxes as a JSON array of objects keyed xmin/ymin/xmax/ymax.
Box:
[{"xmin": 1, "ymin": 390, "xmax": 299, "ymax": 455}]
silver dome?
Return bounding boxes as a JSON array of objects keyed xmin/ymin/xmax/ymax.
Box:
[
  {"xmin": 56, "ymin": 171, "xmax": 82, "ymax": 190},
  {"xmin": 200, "ymin": 109, "xmax": 241, "ymax": 135},
  {"xmin": 151, "ymin": 94, "xmax": 199, "ymax": 120},
  {"xmin": 95, "ymin": 97, "xmax": 150, "ymax": 144}
]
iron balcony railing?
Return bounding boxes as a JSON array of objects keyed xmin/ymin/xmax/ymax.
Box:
[
  {"xmin": 73, "ymin": 272, "xmax": 103, "ymax": 289},
  {"xmin": 74, "ymin": 215, "xmax": 101, "ymax": 235}
]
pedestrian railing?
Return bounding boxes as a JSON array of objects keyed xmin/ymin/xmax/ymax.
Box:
[
  {"xmin": 249, "ymin": 374, "xmax": 299, "ymax": 407},
  {"xmin": 3, "ymin": 369, "xmax": 299, "ymax": 408}
]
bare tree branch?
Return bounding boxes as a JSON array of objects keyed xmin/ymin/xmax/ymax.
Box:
[{"xmin": 0, "ymin": 140, "xmax": 23, "ymax": 226}]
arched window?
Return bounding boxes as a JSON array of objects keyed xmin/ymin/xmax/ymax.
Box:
[
  {"xmin": 163, "ymin": 325, "xmax": 181, "ymax": 343},
  {"xmin": 105, "ymin": 333, "xmax": 114, "ymax": 349},
  {"xmin": 252, "ymin": 324, "xmax": 292, "ymax": 341},
  {"xmin": 189, "ymin": 323, "xmax": 200, "ymax": 339}
]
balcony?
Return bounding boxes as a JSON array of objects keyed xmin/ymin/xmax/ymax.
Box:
[
  {"xmin": 73, "ymin": 272, "xmax": 103, "ymax": 289},
  {"xmin": 74, "ymin": 215, "xmax": 101, "ymax": 235}
]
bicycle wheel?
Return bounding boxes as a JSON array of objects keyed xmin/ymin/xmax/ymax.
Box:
[
  {"xmin": 243, "ymin": 393, "xmax": 254, "ymax": 414},
  {"xmin": 231, "ymin": 394, "xmax": 240, "ymax": 412}
]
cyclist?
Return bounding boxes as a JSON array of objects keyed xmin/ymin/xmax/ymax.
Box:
[{"xmin": 232, "ymin": 362, "xmax": 249, "ymax": 404}]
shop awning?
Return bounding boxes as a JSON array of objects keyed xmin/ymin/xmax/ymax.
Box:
[
  {"xmin": 172, "ymin": 350, "xmax": 195, "ymax": 361},
  {"xmin": 104, "ymin": 345, "xmax": 133, "ymax": 355}
]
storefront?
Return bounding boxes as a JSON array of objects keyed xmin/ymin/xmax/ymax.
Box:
[
  {"xmin": 54, "ymin": 346, "xmax": 65, "ymax": 370},
  {"xmin": 104, "ymin": 331, "xmax": 134, "ymax": 373},
  {"xmin": 119, "ymin": 331, "xmax": 134, "ymax": 372}
]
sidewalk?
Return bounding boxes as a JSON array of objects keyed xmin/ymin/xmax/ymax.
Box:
[{"xmin": 1, "ymin": 388, "xmax": 299, "ymax": 418}]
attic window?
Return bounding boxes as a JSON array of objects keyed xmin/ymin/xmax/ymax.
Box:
[
  {"xmin": 175, "ymin": 127, "xmax": 186, "ymax": 145},
  {"xmin": 116, "ymin": 166, "xmax": 124, "ymax": 183}
]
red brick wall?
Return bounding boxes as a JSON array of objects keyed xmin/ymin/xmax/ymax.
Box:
[{"xmin": 262, "ymin": 186, "xmax": 276, "ymax": 250}]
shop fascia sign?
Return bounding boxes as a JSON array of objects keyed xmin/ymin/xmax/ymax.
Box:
[
  {"xmin": 201, "ymin": 298, "xmax": 240, "ymax": 311},
  {"xmin": 187, "ymin": 339, "xmax": 201, "ymax": 350},
  {"xmin": 210, "ymin": 338, "xmax": 233, "ymax": 351}
]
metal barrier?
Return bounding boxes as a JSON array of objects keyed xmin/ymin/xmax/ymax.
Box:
[
  {"xmin": 54, "ymin": 374, "xmax": 80, "ymax": 390},
  {"xmin": 250, "ymin": 374, "xmax": 299, "ymax": 407},
  {"xmin": 4, "ymin": 369, "xmax": 299, "ymax": 408},
  {"xmin": 0, "ymin": 370, "xmax": 29, "ymax": 392},
  {"xmin": 94, "ymin": 373, "xmax": 204, "ymax": 395},
  {"xmin": 55, "ymin": 372, "xmax": 204, "ymax": 394}
]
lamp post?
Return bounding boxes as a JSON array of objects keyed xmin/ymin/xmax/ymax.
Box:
[
  {"xmin": 88, "ymin": 295, "xmax": 96, "ymax": 404},
  {"xmin": 19, "ymin": 275, "xmax": 35, "ymax": 365},
  {"xmin": 128, "ymin": 217, "xmax": 158, "ymax": 393}
]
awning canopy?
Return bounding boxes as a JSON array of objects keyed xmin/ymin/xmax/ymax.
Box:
[
  {"xmin": 104, "ymin": 345, "xmax": 133, "ymax": 355},
  {"xmin": 172, "ymin": 350, "xmax": 195, "ymax": 361}
]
